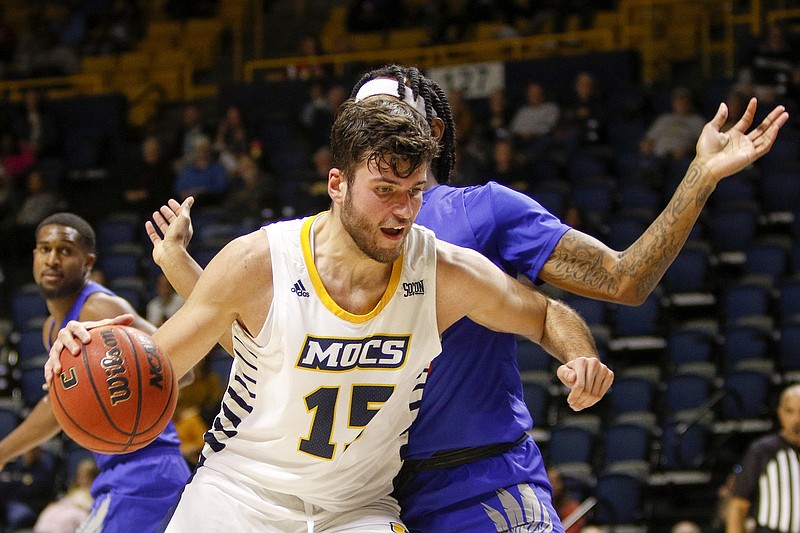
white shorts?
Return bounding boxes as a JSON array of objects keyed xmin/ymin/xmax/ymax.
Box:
[{"xmin": 163, "ymin": 466, "xmax": 407, "ymax": 533}]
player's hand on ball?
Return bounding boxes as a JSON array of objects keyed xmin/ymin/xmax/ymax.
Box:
[
  {"xmin": 556, "ymin": 357, "xmax": 614, "ymax": 411},
  {"xmin": 44, "ymin": 314, "xmax": 134, "ymax": 386}
]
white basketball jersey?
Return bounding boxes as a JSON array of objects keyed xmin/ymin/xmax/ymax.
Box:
[{"xmin": 199, "ymin": 214, "xmax": 441, "ymax": 514}]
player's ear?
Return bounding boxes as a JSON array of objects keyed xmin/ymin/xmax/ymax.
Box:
[
  {"xmin": 430, "ymin": 116, "xmax": 445, "ymax": 142},
  {"xmin": 329, "ymin": 167, "xmax": 346, "ymax": 204},
  {"xmin": 85, "ymin": 253, "xmax": 97, "ymax": 270}
]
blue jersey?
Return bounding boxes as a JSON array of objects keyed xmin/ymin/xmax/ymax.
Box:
[
  {"xmin": 408, "ymin": 182, "xmax": 570, "ymax": 458},
  {"xmin": 396, "ymin": 183, "xmax": 570, "ymax": 532},
  {"xmin": 53, "ymin": 281, "xmax": 189, "ymax": 533}
]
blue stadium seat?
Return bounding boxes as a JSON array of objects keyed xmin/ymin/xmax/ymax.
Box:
[
  {"xmin": 660, "ymin": 420, "xmax": 711, "ymax": 470},
  {"xmin": 664, "ymin": 372, "xmax": 714, "ymax": 419},
  {"xmin": 18, "ymin": 356, "xmax": 49, "ymax": 407},
  {"xmin": 561, "ymin": 295, "xmax": 607, "ymax": 328},
  {"xmin": 607, "ymin": 376, "xmax": 657, "ymax": 418},
  {"xmin": 100, "ymin": 246, "xmax": 143, "ymax": 282},
  {"xmin": 760, "ymin": 171, "xmax": 800, "ymax": 213},
  {"xmin": 593, "ymin": 471, "xmax": 646, "ymax": 524},
  {"xmin": 664, "ymin": 326, "xmax": 717, "ymax": 374},
  {"xmin": 778, "ymin": 277, "xmax": 800, "ymax": 325},
  {"xmin": 614, "ymin": 293, "xmax": 662, "ymax": 337},
  {"xmin": 569, "ymin": 178, "xmax": 615, "ymax": 219},
  {"xmin": 16, "ymin": 329, "xmax": 47, "ymax": 362},
  {"xmin": 96, "ymin": 213, "xmax": 140, "ymax": 252},
  {"xmin": 720, "ymin": 278, "xmax": 774, "ymax": 327},
  {"xmin": 708, "ymin": 205, "xmax": 759, "ymax": 253},
  {"xmin": 662, "ymin": 243, "xmax": 714, "ymax": 300},
  {"xmin": 720, "ymin": 369, "xmax": 773, "ymax": 419},
  {"xmin": 721, "ymin": 323, "xmax": 774, "ymax": 372},
  {"xmin": 522, "ymin": 382, "xmax": 550, "ymax": 426},
  {"xmin": 778, "ymin": 322, "xmax": 800, "ymax": 379},
  {"xmin": 617, "ymin": 183, "xmax": 661, "ymax": 215},
  {"xmin": 606, "ymin": 215, "xmax": 647, "ymax": 251},
  {"xmin": 0, "ymin": 400, "xmax": 20, "ymax": 440},
  {"xmin": 601, "ymin": 422, "xmax": 652, "ymax": 471},
  {"xmin": 548, "ymin": 425, "xmax": 596, "ymax": 467},
  {"xmin": 743, "ymin": 239, "xmax": 791, "ymax": 282},
  {"xmin": 11, "ymin": 284, "xmax": 48, "ymax": 331}
]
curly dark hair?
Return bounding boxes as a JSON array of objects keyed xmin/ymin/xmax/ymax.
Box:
[
  {"xmin": 330, "ymin": 97, "xmax": 439, "ymax": 184},
  {"xmin": 351, "ymin": 65, "xmax": 456, "ymax": 184}
]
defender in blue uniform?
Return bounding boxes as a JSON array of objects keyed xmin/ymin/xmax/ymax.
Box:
[
  {"xmin": 0, "ymin": 213, "xmax": 190, "ymax": 533},
  {"xmin": 351, "ymin": 66, "xmax": 789, "ymax": 532}
]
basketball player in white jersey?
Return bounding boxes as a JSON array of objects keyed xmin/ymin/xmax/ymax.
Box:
[{"xmin": 45, "ymin": 96, "xmax": 614, "ymax": 532}]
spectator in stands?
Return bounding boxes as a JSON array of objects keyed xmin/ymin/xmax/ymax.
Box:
[
  {"xmin": 639, "ymin": 86, "xmax": 705, "ymax": 160},
  {"xmin": 33, "ymin": 457, "xmax": 99, "ymax": 533},
  {"xmin": 11, "ymin": 89, "xmax": 58, "ymax": 159},
  {"xmin": 477, "ymin": 87, "xmax": 513, "ymax": 146},
  {"xmin": 737, "ymin": 21, "xmax": 800, "ymax": 105},
  {"xmin": 296, "ymin": 145, "xmax": 334, "ymax": 215},
  {"xmin": 0, "ymin": 131, "xmax": 36, "ymax": 186},
  {"xmin": 548, "ymin": 466, "xmax": 585, "ymax": 533},
  {"xmin": 510, "ymin": 81, "xmax": 560, "ymax": 163},
  {"xmin": 120, "ymin": 135, "xmax": 176, "ymax": 217},
  {"xmin": 213, "ymin": 104, "xmax": 255, "ymax": 174},
  {"xmin": 484, "ymin": 137, "xmax": 528, "ymax": 191},
  {"xmin": 172, "ymin": 102, "xmax": 212, "ymax": 173},
  {"xmin": 510, "ymin": 82, "xmax": 560, "ymax": 141},
  {"xmin": 727, "ymin": 382, "xmax": 800, "ymax": 533},
  {"xmin": 0, "ymin": 446, "xmax": 56, "ymax": 531},
  {"xmin": 222, "ymin": 153, "xmax": 278, "ymax": 226},
  {"xmin": 146, "ymin": 272, "xmax": 184, "ymax": 327},
  {"xmin": 304, "ymin": 83, "xmax": 347, "ymax": 151},
  {"xmin": 0, "ymin": 6, "xmax": 18, "ymax": 66},
  {"xmin": 14, "ymin": 168, "xmax": 63, "ymax": 228},
  {"xmin": 671, "ymin": 520, "xmax": 701, "ymax": 533},
  {"xmin": 173, "ymin": 135, "xmax": 228, "ymax": 205},
  {"xmin": 555, "ymin": 71, "xmax": 610, "ymax": 160},
  {"xmin": 286, "ymin": 35, "xmax": 328, "ymax": 81}
]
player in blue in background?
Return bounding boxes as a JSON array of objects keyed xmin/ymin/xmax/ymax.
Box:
[
  {"xmin": 0, "ymin": 213, "xmax": 190, "ymax": 533},
  {"xmin": 350, "ymin": 65, "xmax": 789, "ymax": 532}
]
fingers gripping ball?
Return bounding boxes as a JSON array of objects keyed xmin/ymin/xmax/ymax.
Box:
[{"xmin": 49, "ymin": 325, "xmax": 177, "ymax": 454}]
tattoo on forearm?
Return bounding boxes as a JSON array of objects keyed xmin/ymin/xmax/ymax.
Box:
[
  {"xmin": 549, "ymin": 162, "xmax": 714, "ymax": 300},
  {"xmin": 547, "ymin": 234, "xmax": 620, "ymax": 294}
]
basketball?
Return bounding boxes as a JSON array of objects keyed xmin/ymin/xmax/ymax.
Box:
[{"xmin": 49, "ymin": 325, "xmax": 177, "ymax": 454}]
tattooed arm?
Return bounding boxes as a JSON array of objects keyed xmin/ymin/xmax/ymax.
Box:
[{"xmin": 539, "ymin": 98, "xmax": 788, "ymax": 305}]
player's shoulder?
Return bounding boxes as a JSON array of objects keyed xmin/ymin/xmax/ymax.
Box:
[{"xmin": 81, "ymin": 290, "xmax": 136, "ymax": 321}]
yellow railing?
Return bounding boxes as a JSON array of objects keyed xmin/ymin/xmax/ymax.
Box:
[
  {"xmin": 244, "ymin": 28, "xmax": 616, "ymax": 83},
  {"xmin": 0, "ymin": 74, "xmax": 105, "ymax": 101}
]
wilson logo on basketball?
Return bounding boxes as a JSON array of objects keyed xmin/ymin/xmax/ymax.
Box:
[
  {"xmin": 141, "ymin": 338, "xmax": 165, "ymax": 390},
  {"xmin": 99, "ymin": 329, "xmax": 131, "ymax": 406}
]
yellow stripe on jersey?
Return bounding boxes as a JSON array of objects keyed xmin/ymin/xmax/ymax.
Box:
[{"xmin": 301, "ymin": 214, "xmax": 403, "ymax": 324}]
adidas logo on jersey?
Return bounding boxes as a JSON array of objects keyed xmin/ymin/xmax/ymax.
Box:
[
  {"xmin": 402, "ymin": 280, "xmax": 425, "ymax": 297},
  {"xmin": 291, "ymin": 279, "xmax": 310, "ymax": 297},
  {"xmin": 297, "ymin": 335, "xmax": 409, "ymax": 371}
]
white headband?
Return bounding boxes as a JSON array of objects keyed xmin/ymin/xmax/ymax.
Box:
[{"xmin": 354, "ymin": 78, "xmax": 429, "ymax": 119}]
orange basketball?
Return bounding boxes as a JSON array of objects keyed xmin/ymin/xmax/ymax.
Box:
[{"xmin": 49, "ymin": 325, "xmax": 177, "ymax": 454}]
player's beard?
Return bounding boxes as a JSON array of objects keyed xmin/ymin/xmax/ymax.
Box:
[
  {"xmin": 341, "ymin": 190, "xmax": 405, "ymax": 264},
  {"xmin": 37, "ymin": 275, "xmax": 86, "ymax": 300}
]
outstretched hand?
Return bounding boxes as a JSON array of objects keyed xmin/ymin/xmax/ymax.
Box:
[
  {"xmin": 556, "ymin": 357, "xmax": 614, "ymax": 411},
  {"xmin": 43, "ymin": 314, "xmax": 134, "ymax": 386},
  {"xmin": 145, "ymin": 197, "xmax": 194, "ymax": 267},
  {"xmin": 696, "ymin": 98, "xmax": 789, "ymax": 181}
]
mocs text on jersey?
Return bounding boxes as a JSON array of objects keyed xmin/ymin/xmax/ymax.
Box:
[{"xmin": 296, "ymin": 335, "xmax": 410, "ymax": 371}]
